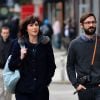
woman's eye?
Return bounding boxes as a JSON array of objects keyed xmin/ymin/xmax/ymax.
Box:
[
  {"xmin": 29, "ymin": 24, "xmax": 33, "ymax": 26},
  {"xmin": 28, "ymin": 22, "xmax": 39, "ymax": 27},
  {"xmin": 35, "ymin": 23, "xmax": 39, "ymax": 26}
]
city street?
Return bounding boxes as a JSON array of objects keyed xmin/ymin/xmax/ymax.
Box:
[{"xmin": 0, "ymin": 0, "xmax": 99, "ymax": 100}]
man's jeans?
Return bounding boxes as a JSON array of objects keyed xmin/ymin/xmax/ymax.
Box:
[{"xmin": 0, "ymin": 69, "xmax": 12, "ymax": 100}]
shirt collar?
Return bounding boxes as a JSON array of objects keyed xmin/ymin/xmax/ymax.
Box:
[{"xmin": 80, "ymin": 33, "xmax": 95, "ymax": 42}]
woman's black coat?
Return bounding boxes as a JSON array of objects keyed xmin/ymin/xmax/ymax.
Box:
[{"xmin": 8, "ymin": 36, "xmax": 56, "ymax": 93}]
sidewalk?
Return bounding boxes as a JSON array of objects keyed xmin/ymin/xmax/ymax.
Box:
[
  {"xmin": 49, "ymin": 83, "xmax": 78, "ymax": 100},
  {"xmin": 52, "ymin": 47, "xmax": 69, "ymax": 83}
]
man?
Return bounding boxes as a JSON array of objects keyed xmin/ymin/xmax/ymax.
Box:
[
  {"xmin": 53, "ymin": 18, "xmax": 62, "ymax": 49},
  {"xmin": 66, "ymin": 12, "xmax": 100, "ymax": 100},
  {"xmin": 0, "ymin": 26, "xmax": 13, "ymax": 100}
]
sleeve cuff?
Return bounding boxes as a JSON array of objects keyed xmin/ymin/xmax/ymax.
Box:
[{"xmin": 73, "ymin": 83, "xmax": 80, "ymax": 89}]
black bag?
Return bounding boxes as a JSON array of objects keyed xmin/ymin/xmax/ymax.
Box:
[{"xmin": 78, "ymin": 75, "xmax": 91, "ymax": 84}]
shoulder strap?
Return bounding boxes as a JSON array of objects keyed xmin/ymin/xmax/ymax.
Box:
[
  {"xmin": 18, "ymin": 38, "xmax": 25, "ymax": 48},
  {"xmin": 91, "ymin": 35, "xmax": 97, "ymax": 65}
]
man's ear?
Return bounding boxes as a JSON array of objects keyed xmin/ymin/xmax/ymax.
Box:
[{"xmin": 80, "ymin": 23, "xmax": 83, "ymax": 29}]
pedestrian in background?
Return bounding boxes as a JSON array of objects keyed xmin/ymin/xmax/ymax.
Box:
[
  {"xmin": 0, "ymin": 25, "xmax": 13, "ymax": 100},
  {"xmin": 68, "ymin": 18, "xmax": 77, "ymax": 41},
  {"xmin": 8, "ymin": 15, "xmax": 56, "ymax": 100},
  {"xmin": 40, "ymin": 19, "xmax": 53, "ymax": 40},
  {"xmin": 66, "ymin": 12, "xmax": 100, "ymax": 100},
  {"xmin": 53, "ymin": 18, "xmax": 62, "ymax": 49}
]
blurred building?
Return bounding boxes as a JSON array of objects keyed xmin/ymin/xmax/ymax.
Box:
[
  {"xmin": 1, "ymin": 0, "xmax": 100, "ymax": 35},
  {"xmin": 43, "ymin": 0, "xmax": 100, "ymax": 36}
]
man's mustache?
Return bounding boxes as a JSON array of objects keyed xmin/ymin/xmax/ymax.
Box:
[{"xmin": 88, "ymin": 27, "xmax": 95, "ymax": 29}]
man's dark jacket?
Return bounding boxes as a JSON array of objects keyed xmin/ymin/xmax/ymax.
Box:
[
  {"xmin": 67, "ymin": 35, "xmax": 100, "ymax": 88},
  {"xmin": 0, "ymin": 36, "xmax": 13, "ymax": 69}
]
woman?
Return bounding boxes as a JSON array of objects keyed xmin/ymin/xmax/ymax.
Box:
[{"xmin": 8, "ymin": 16, "xmax": 56, "ymax": 100}]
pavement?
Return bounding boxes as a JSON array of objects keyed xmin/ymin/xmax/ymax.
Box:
[
  {"xmin": 48, "ymin": 47, "xmax": 78, "ymax": 100},
  {"xmin": 52, "ymin": 47, "xmax": 69, "ymax": 82},
  {"xmin": 49, "ymin": 83, "xmax": 78, "ymax": 100}
]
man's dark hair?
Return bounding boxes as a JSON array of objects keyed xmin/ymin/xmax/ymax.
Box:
[
  {"xmin": 1, "ymin": 25, "xmax": 9, "ymax": 29},
  {"xmin": 0, "ymin": 25, "xmax": 9, "ymax": 33},
  {"xmin": 80, "ymin": 12, "xmax": 96, "ymax": 23}
]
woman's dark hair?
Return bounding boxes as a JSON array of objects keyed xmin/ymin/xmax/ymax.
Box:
[
  {"xmin": 80, "ymin": 12, "xmax": 96, "ymax": 23},
  {"xmin": 18, "ymin": 15, "xmax": 41, "ymax": 38}
]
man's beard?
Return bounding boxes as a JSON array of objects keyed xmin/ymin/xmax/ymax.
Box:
[{"xmin": 84, "ymin": 27, "xmax": 96, "ymax": 35}]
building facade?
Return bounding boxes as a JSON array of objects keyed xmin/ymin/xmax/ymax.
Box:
[{"xmin": 43, "ymin": 0, "xmax": 100, "ymax": 35}]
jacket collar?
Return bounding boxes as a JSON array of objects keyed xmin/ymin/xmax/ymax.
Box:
[{"xmin": 80, "ymin": 34, "xmax": 95, "ymax": 42}]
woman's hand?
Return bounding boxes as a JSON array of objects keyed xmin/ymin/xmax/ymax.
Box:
[{"xmin": 20, "ymin": 48, "xmax": 27, "ymax": 60}]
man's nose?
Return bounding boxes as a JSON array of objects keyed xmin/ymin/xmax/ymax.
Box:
[{"xmin": 89, "ymin": 22, "xmax": 94, "ymax": 26}]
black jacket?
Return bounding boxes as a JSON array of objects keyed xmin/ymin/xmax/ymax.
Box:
[
  {"xmin": 8, "ymin": 36, "xmax": 56, "ymax": 93},
  {"xmin": 0, "ymin": 36, "xmax": 13, "ymax": 69}
]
